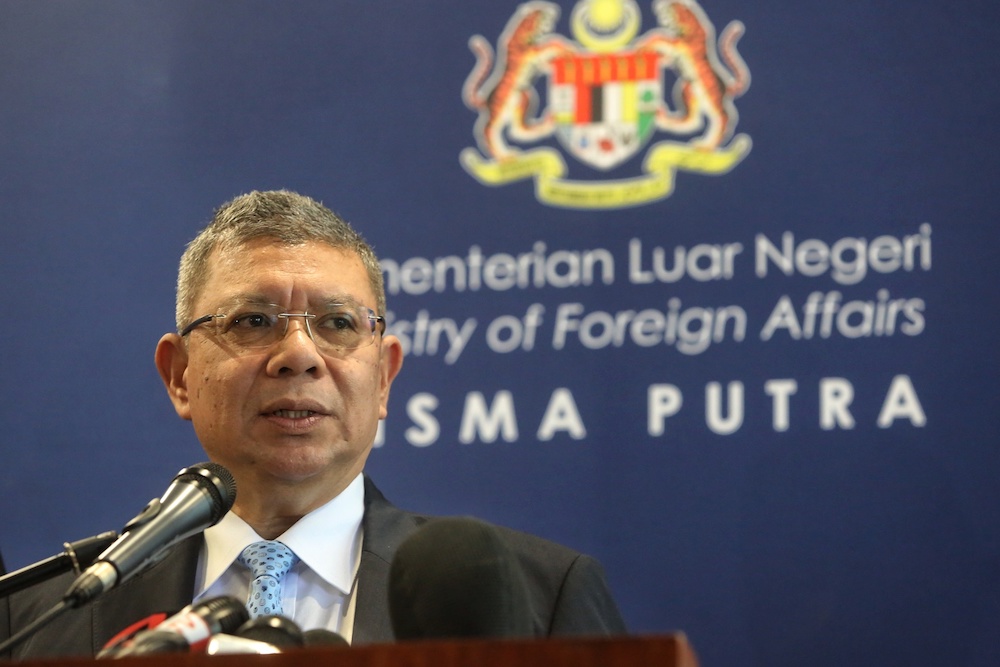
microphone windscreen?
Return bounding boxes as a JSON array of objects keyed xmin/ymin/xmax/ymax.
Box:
[
  {"xmin": 388, "ymin": 517, "xmax": 533, "ymax": 640},
  {"xmin": 179, "ymin": 461, "xmax": 237, "ymax": 520},
  {"xmin": 235, "ymin": 615, "xmax": 304, "ymax": 648}
]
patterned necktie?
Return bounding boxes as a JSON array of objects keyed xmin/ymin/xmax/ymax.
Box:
[{"xmin": 238, "ymin": 540, "xmax": 298, "ymax": 618}]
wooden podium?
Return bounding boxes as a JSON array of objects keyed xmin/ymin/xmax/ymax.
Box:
[{"xmin": 15, "ymin": 635, "xmax": 698, "ymax": 667}]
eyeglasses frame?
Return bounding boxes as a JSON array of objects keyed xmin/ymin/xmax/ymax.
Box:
[{"xmin": 179, "ymin": 306, "xmax": 386, "ymax": 352}]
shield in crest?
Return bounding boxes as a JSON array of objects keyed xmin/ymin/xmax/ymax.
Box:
[{"xmin": 550, "ymin": 51, "xmax": 662, "ymax": 171}]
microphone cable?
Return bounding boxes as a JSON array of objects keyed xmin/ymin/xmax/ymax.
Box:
[{"xmin": 0, "ymin": 598, "xmax": 72, "ymax": 655}]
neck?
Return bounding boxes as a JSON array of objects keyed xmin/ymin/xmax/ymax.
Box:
[
  {"xmin": 230, "ymin": 471, "xmax": 358, "ymax": 539},
  {"xmin": 234, "ymin": 507, "xmax": 302, "ymax": 540}
]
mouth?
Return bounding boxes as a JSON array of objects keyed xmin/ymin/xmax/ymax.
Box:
[
  {"xmin": 259, "ymin": 399, "xmax": 330, "ymax": 427},
  {"xmin": 270, "ymin": 409, "xmax": 317, "ymax": 419},
  {"xmin": 260, "ymin": 404, "xmax": 328, "ymax": 434}
]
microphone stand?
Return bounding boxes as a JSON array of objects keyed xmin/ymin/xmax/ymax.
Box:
[{"xmin": 0, "ymin": 532, "xmax": 117, "ymax": 598}]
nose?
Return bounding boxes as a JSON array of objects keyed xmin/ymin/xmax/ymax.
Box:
[{"xmin": 265, "ymin": 316, "xmax": 323, "ymax": 376}]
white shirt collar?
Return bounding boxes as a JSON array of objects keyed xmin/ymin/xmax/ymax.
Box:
[{"xmin": 197, "ymin": 473, "xmax": 365, "ymax": 597}]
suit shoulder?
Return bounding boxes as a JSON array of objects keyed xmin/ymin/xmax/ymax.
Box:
[
  {"xmin": 489, "ymin": 524, "xmax": 627, "ymax": 636},
  {"xmin": 491, "ymin": 524, "xmax": 583, "ymax": 569}
]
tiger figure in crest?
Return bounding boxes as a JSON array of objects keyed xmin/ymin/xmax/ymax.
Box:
[
  {"xmin": 462, "ymin": 2, "xmax": 572, "ymax": 161},
  {"xmin": 638, "ymin": 0, "xmax": 750, "ymax": 148}
]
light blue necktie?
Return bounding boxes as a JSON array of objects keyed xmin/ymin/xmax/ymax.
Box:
[{"xmin": 238, "ymin": 540, "xmax": 298, "ymax": 618}]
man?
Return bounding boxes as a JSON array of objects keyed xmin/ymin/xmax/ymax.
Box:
[{"xmin": 1, "ymin": 190, "xmax": 625, "ymax": 658}]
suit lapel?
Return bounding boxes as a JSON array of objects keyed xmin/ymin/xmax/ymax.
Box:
[{"xmin": 351, "ymin": 477, "xmax": 427, "ymax": 645}]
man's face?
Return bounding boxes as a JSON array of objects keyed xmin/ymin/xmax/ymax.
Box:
[{"xmin": 157, "ymin": 238, "xmax": 403, "ymax": 500}]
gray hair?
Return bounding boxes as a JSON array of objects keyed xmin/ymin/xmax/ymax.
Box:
[{"xmin": 175, "ymin": 190, "xmax": 385, "ymax": 332}]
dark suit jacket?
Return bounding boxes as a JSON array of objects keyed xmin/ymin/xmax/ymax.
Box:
[{"xmin": 1, "ymin": 476, "xmax": 625, "ymax": 658}]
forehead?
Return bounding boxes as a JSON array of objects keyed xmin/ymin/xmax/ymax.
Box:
[{"xmin": 198, "ymin": 239, "xmax": 375, "ymax": 309}]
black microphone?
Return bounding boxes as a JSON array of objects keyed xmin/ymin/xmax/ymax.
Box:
[
  {"xmin": 206, "ymin": 617, "xmax": 350, "ymax": 654},
  {"xmin": 388, "ymin": 516, "xmax": 534, "ymax": 640},
  {"xmin": 236, "ymin": 614, "xmax": 304, "ymax": 647},
  {"xmin": 110, "ymin": 596, "xmax": 248, "ymax": 657},
  {"xmin": 64, "ymin": 462, "xmax": 237, "ymax": 607},
  {"xmin": 206, "ymin": 614, "xmax": 303, "ymax": 655}
]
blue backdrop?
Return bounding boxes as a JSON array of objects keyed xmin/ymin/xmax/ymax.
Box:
[{"xmin": 2, "ymin": 2, "xmax": 998, "ymax": 665}]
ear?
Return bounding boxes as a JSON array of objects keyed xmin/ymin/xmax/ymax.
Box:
[
  {"xmin": 155, "ymin": 333, "xmax": 193, "ymax": 421},
  {"xmin": 377, "ymin": 334, "xmax": 405, "ymax": 420}
]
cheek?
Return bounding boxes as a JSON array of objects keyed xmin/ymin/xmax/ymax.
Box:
[
  {"xmin": 189, "ymin": 370, "xmax": 246, "ymax": 451},
  {"xmin": 189, "ymin": 362, "xmax": 244, "ymax": 419},
  {"xmin": 333, "ymin": 359, "xmax": 383, "ymax": 412}
]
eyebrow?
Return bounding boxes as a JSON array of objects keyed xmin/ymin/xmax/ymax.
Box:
[
  {"xmin": 316, "ymin": 294, "xmax": 367, "ymax": 310},
  {"xmin": 212, "ymin": 294, "xmax": 278, "ymax": 312},
  {"xmin": 213, "ymin": 293, "xmax": 371, "ymax": 312}
]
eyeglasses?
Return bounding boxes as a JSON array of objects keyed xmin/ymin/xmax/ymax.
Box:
[{"xmin": 180, "ymin": 303, "xmax": 386, "ymax": 353}]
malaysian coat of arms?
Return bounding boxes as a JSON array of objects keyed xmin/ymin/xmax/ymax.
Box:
[{"xmin": 460, "ymin": 0, "xmax": 751, "ymax": 209}]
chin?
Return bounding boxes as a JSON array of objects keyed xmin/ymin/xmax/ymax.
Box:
[{"xmin": 259, "ymin": 446, "xmax": 363, "ymax": 484}]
